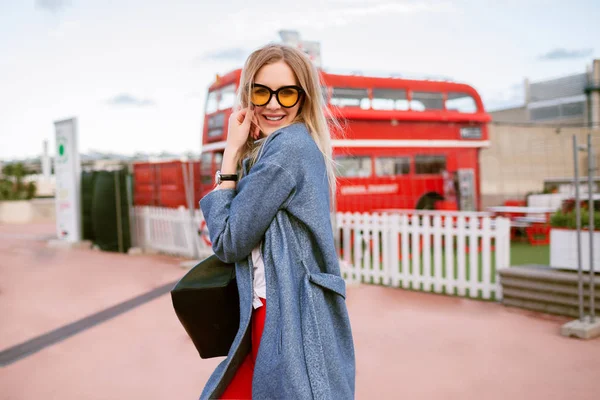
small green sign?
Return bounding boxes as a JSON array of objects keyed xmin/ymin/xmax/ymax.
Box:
[{"xmin": 59, "ymin": 144, "xmax": 65, "ymax": 156}]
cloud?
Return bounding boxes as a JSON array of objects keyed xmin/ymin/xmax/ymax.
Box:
[
  {"xmin": 195, "ymin": 47, "xmax": 249, "ymax": 63},
  {"xmin": 482, "ymin": 82, "xmax": 525, "ymax": 112},
  {"xmin": 185, "ymin": 91, "xmax": 205, "ymax": 99},
  {"xmin": 216, "ymin": 0, "xmax": 454, "ymax": 42},
  {"xmin": 36, "ymin": 0, "xmax": 71, "ymax": 13},
  {"xmin": 106, "ymin": 94, "xmax": 156, "ymax": 107},
  {"xmin": 538, "ymin": 48, "xmax": 594, "ymax": 61}
]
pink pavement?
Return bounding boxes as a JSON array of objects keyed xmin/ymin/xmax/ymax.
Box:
[{"xmin": 1, "ymin": 222, "xmax": 599, "ymax": 400}]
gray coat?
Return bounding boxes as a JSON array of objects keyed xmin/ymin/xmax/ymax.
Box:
[{"xmin": 199, "ymin": 123, "xmax": 355, "ymax": 399}]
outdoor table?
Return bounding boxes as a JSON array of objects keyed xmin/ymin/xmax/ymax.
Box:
[{"xmin": 486, "ymin": 206, "xmax": 557, "ymax": 245}]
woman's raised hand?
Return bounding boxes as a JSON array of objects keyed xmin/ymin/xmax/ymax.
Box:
[{"xmin": 227, "ymin": 107, "xmax": 261, "ymax": 152}]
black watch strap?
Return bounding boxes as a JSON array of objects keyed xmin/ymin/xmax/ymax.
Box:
[
  {"xmin": 216, "ymin": 170, "xmax": 238, "ymax": 185},
  {"xmin": 220, "ymin": 173, "xmax": 238, "ymax": 181}
]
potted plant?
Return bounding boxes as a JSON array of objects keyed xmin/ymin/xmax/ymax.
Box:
[{"xmin": 549, "ymin": 205, "xmax": 600, "ymax": 271}]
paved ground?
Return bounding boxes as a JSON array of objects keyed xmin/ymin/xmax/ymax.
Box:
[{"xmin": 1, "ymin": 222, "xmax": 599, "ymax": 400}]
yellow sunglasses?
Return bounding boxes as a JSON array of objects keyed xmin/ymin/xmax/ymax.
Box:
[{"xmin": 250, "ymin": 84, "xmax": 304, "ymax": 108}]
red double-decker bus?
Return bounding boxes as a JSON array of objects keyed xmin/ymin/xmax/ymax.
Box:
[{"xmin": 199, "ymin": 68, "xmax": 491, "ymax": 212}]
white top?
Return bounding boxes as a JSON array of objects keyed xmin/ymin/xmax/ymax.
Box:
[{"xmin": 251, "ymin": 243, "xmax": 266, "ymax": 309}]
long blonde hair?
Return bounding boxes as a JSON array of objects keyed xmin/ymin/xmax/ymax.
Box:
[{"xmin": 235, "ymin": 43, "xmax": 340, "ymax": 199}]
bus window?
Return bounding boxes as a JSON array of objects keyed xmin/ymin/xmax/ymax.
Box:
[
  {"xmin": 375, "ymin": 156, "xmax": 410, "ymax": 176},
  {"xmin": 206, "ymin": 91, "xmax": 219, "ymax": 114},
  {"xmin": 331, "ymin": 88, "xmax": 370, "ymax": 109},
  {"xmin": 321, "ymin": 86, "xmax": 329, "ymax": 103},
  {"xmin": 207, "ymin": 112, "xmax": 226, "ymax": 138},
  {"xmin": 411, "ymin": 91, "xmax": 444, "ymax": 111},
  {"xmin": 415, "ymin": 155, "xmax": 446, "ymax": 174},
  {"xmin": 446, "ymin": 92, "xmax": 477, "ymax": 113},
  {"xmin": 372, "ymin": 89, "xmax": 409, "ymax": 111},
  {"xmin": 200, "ymin": 152, "xmax": 214, "ymax": 186},
  {"xmin": 214, "ymin": 152, "xmax": 223, "ymax": 169},
  {"xmin": 219, "ymin": 84, "xmax": 236, "ymax": 110},
  {"xmin": 336, "ymin": 156, "xmax": 372, "ymax": 177}
]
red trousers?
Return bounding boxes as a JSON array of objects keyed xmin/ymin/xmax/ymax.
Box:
[{"xmin": 220, "ymin": 298, "xmax": 266, "ymax": 399}]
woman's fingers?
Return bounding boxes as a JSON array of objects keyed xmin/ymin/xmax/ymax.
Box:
[
  {"xmin": 236, "ymin": 108, "xmax": 247, "ymax": 124},
  {"xmin": 252, "ymin": 114, "xmax": 260, "ymax": 139},
  {"xmin": 242, "ymin": 107, "xmax": 253, "ymax": 127},
  {"xmin": 227, "ymin": 107, "xmax": 255, "ymax": 151}
]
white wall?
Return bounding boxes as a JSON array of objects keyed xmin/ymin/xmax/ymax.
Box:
[{"xmin": 0, "ymin": 199, "xmax": 55, "ymax": 224}]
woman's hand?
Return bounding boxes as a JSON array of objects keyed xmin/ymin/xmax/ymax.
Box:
[{"xmin": 227, "ymin": 107, "xmax": 260, "ymax": 152}]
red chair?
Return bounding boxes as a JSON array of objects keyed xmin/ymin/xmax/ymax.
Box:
[{"xmin": 525, "ymin": 223, "xmax": 551, "ymax": 246}]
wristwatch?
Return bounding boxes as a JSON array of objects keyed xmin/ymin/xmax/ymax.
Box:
[{"xmin": 215, "ymin": 170, "xmax": 238, "ymax": 185}]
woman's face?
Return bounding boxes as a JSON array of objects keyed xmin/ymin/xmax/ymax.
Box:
[{"xmin": 251, "ymin": 60, "xmax": 303, "ymax": 137}]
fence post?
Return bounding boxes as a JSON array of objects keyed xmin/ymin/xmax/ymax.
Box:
[
  {"xmin": 143, "ymin": 206, "xmax": 152, "ymax": 251},
  {"xmin": 586, "ymin": 133, "xmax": 596, "ymax": 323},
  {"xmin": 400, "ymin": 214, "xmax": 410, "ymax": 289},
  {"xmin": 481, "ymin": 217, "xmax": 492, "ymax": 299},
  {"xmin": 467, "ymin": 215, "xmax": 478, "ymax": 298},
  {"xmin": 390, "ymin": 213, "xmax": 400, "ymax": 287},
  {"xmin": 444, "ymin": 214, "xmax": 455, "ymax": 296},
  {"xmin": 433, "ymin": 214, "xmax": 443, "ymax": 293},
  {"xmin": 114, "ymin": 170, "xmax": 124, "ymax": 253},
  {"xmin": 422, "ymin": 214, "xmax": 432, "ymax": 292}
]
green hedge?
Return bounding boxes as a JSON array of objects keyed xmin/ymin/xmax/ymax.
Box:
[{"xmin": 550, "ymin": 209, "xmax": 600, "ymax": 230}]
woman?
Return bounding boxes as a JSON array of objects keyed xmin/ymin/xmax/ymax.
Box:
[{"xmin": 200, "ymin": 43, "xmax": 355, "ymax": 399}]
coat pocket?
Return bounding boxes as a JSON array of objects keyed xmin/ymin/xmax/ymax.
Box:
[{"xmin": 307, "ymin": 271, "xmax": 346, "ymax": 299}]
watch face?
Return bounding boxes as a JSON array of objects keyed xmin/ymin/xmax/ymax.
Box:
[{"xmin": 215, "ymin": 170, "xmax": 221, "ymax": 185}]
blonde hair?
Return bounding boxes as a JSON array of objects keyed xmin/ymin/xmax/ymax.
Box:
[{"xmin": 235, "ymin": 43, "xmax": 340, "ymax": 200}]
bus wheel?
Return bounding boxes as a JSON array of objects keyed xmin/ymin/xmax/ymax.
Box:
[{"xmin": 416, "ymin": 192, "xmax": 444, "ymax": 210}]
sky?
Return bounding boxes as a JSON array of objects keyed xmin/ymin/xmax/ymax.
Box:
[{"xmin": 0, "ymin": 0, "xmax": 598, "ymax": 161}]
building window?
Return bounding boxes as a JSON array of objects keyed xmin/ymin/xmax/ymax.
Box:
[
  {"xmin": 529, "ymin": 100, "xmax": 585, "ymax": 121},
  {"xmin": 375, "ymin": 157, "xmax": 410, "ymax": 176},
  {"xmin": 415, "ymin": 155, "xmax": 446, "ymax": 174},
  {"xmin": 335, "ymin": 156, "xmax": 372, "ymax": 177},
  {"xmin": 530, "ymin": 105, "xmax": 560, "ymax": 121},
  {"xmin": 561, "ymin": 101, "xmax": 585, "ymax": 117}
]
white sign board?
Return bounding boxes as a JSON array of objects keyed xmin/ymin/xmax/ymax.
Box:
[{"xmin": 54, "ymin": 118, "xmax": 82, "ymax": 242}]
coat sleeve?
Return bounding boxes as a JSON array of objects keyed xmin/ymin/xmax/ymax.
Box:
[{"xmin": 199, "ymin": 142, "xmax": 297, "ymax": 263}]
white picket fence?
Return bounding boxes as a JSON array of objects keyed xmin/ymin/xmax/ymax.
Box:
[
  {"xmin": 336, "ymin": 211, "xmax": 511, "ymax": 300},
  {"xmin": 130, "ymin": 206, "xmax": 212, "ymax": 258},
  {"xmin": 130, "ymin": 206, "xmax": 511, "ymax": 300}
]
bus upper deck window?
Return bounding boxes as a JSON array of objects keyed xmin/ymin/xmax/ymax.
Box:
[
  {"xmin": 335, "ymin": 156, "xmax": 372, "ymax": 177},
  {"xmin": 372, "ymin": 89, "xmax": 409, "ymax": 111},
  {"xmin": 411, "ymin": 91, "xmax": 444, "ymax": 111},
  {"xmin": 218, "ymin": 84, "xmax": 236, "ymax": 111},
  {"xmin": 330, "ymin": 88, "xmax": 370, "ymax": 109},
  {"xmin": 446, "ymin": 92, "xmax": 477, "ymax": 113},
  {"xmin": 206, "ymin": 91, "xmax": 219, "ymax": 114}
]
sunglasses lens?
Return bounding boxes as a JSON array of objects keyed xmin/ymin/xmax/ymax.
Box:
[
  {"xmin": 278, "ymin": 88, "xmax": 299, "ymax": 107},
  {"xmin": 251, "ymin": 87, "xmax": 270, "ymax": 106}
]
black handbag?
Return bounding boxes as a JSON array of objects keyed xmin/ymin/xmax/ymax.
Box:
[{"xmin": 170, "ymin": 254, "xmax": 240, "ymax": 359}]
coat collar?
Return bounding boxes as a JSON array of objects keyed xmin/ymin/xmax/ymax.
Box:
[{"xmin": 242, "ymin": 122, "xmax": 306, "ymax": 174}]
